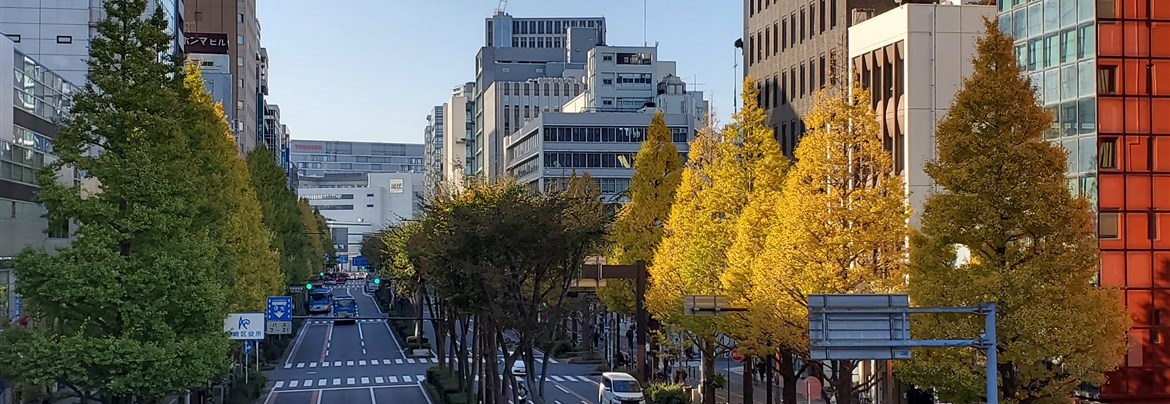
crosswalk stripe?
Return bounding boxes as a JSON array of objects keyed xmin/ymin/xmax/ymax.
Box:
[
  {"xmin": 389, "ymin": 376, "xmax": 399, "ymax": 383},
  {"xmin": 289, "ymin": 380, "xmax": 299, "ymax": 388},
  {"xmin": 431, "ymin": 358, "xmax": 439, "ymax": 363},
  {"xmin": 347, "ymin": 361, "xmax": 355, "ymax": 366},
  {"xmin": 322, "ymin": 361, "xmax": 330, "ymax": 367},
  {"xmin": 404, "ymin": 376, "xmax": 413, "ymax": 382},
  {"xmin": 407, "ymin": 359, "xmax": 416, "ymax": 364},
  {"xmin": 332, "ymin": 378, "xmax": 341, "ymax": 385},
  {"xmin": 296, "ymin": 363, "xmax": 304, "ymax": 368},
  {"xmin": 581, "ymin": 376, "xmax": 595, "ymax": 382},
  {"xmin": 395, "ymin": 359, "xmax": 403, "ymax": 364},
  {"xmin": 383, "ymin": 359, "xmax": 392, "ymax": 365},
  {"xmin": 274, "ymin": 381, "xmax": 285, "ymax": 388},
  {"xmin": 359, "ymin": 360, "xmax": 367, "ymax": 366},
  {"xmin": 375, "ymin": 376, "xmax": 385, "ymax": 384},
  {"xmin": 334, "ymin": 361, "xmax": 341, "ymax": 366},
  {"xmin": 550, "ymin": 376, "xmax": 563, "ymax": 381},
  {"xmin": 309, "ymin": 362, "xmax": 317, "ymax": 368},
  {"xmin": 304, "ymin": 379, "xmax": 313, "ymax": 387},
  {"xmin": 361, "ymin": 377, "xmax": 370, "ymax": 384},
  {"xmin": 318, "ymin": 379, "xmax": 327, "ymax": 386},
  {"xmin": 417, "ymin": 374, "xmax": 425, "ymax": 381},
  {"xmin": 548, "ymin": 358, "xmax": 558, "ymax": 364},
  {"xmin": 283, "ymin": 363, "xmax": 292, "ymax": 369},
  {"xmin": 347, "ymin": 377, "xmax": 356, "ymax": 385}
]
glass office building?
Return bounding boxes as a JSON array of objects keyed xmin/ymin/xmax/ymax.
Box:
[{"xmin": 1000, "ymin": 0, "xmax": 1170, "ymax": 400}]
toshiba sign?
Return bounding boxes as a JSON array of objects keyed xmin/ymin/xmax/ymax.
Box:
[{"xmin": 294, "ymin": 144, "xmax": 323, "ymax": 151}]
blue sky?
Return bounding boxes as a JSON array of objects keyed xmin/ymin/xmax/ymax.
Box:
[{"xmin": 257, "ymin": 0, "xmax": 744, "ymax": 144}]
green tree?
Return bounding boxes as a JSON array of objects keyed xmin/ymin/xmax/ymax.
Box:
[
  {"xmin": 897, "ymin": 19, "xmax": 1129, "ymax": 403},
  {"xmin": 247, "ymin": 147, "xmax": 312, "ymax": 284},
  {"xmin": 604, "ymin": 111, "xmax": 684, "ymax": 315},
  {"xmin": 0, "ymin": 0, "xmax": 231, "ymax": 400},
  {"xmin": 753, "ymin": 81, "xmax": 909, "ymax": 404},
  {"xmin": 182, "ymin": 64, "xmax": 283, "ymax": 312},
  {"xmin": 299, "ymin": 198, "xmax": 331, "ymax": 275}
]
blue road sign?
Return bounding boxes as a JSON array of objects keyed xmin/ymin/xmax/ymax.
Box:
[
  {"xmin": 352, "ymin": 256, "xmax": 368, "ymax": 267},
  {"xmin": 336, "ymin": 255, "xmax": 347, "ymax": 264},
  {"xmin": 243, "ymin": 340, "xmax": 253, "ymax": 355},
  {"xmin": 267, "ymin": 296, "xmax": 293, "ymax": 321}
]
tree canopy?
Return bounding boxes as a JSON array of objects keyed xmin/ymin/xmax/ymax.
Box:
[{"xmin": 897, "ymin": 18, "xmax": 1129, "ymax": 403}]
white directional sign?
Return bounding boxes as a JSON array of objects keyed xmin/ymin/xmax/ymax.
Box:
[
  {"xmin": 224, "ymin": 312, "xmax": 265, "ymax": 340},
  {"xmin": 267, "ymin": 320, "xmax": 292, "ymax": 335}
]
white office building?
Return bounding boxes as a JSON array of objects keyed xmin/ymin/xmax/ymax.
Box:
[
  {"xmin": 504, "ymin": 45, "xmax": 707, "ymax": 202},
  {"xmin": 442, "ymin": 82, "xmax": 475, "ymax": 190},
  {"xmin": 297, "ymin": 172, "xmax": 424, "ymax": 261},
  {"xmin": 848, "ymin": 2, "xmax": 995, "ymax": 227}
]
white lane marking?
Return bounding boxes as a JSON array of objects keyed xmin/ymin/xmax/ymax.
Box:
[
  {"xmin": 382, "ymin": 320, "xmax": 403, "ymax": 353},
  {"xmin": 284, "ymin": 317, "xmax": 313, "ymax": 368},
  {"xmin": 296, "ymin": 363, "xmax": 305, "ymax": 368},
  {"xmin": 550, "ymin": 376, "xmax": 563, "ymax": 381},
  {"xmin": 389, "ymin": 376, "xmax": 399, "ymax": 383},
  {"xmin": 347, "ymin": 360, "xmax": 355, "ymax": 366},
  {"xmin": 361, "ymin": 377, "xmax": 370, "ymax": 384},
  {"xmin": 271, "ymin": 385, "xmax": 418, "ymax": 394},
  {"xmin": 318, "ymin": 379, "xmax": 327, "ymax": 386},
  {"xmin": 556, "ymin": 385, "xmax": 570, "ymax": 394},
  {"xmin": 417, "ymin": 374, "xmax": 425, "ymax": 381},
  {"xmin": 359, "ymin": 360, "xmax": 367, "ymax": 366},
  {"xmin": 369, "ymin": 386, "xmax": 377, "ymax": 404},
  {"xmin": 332, "ymin": 378, "xmax": 341, "ymax": 385},
  {"xmin": 395, "ymin": 359, "xmax": 403, "ymax": 364},
  {"xmin": 289, "ymin": 380, "xmax": 299, "ymax": 388},
  {"xmin": 357, "ymin": 321, "xmax": 366, "ymax": 340},
  {"xmin": 407, "ymin": 359, "xmax": 416, "ymax": 364},
  {"xmin": 347, "ymin": 377, "xmax": 356, "ymax": 385},
  {"xmin": 383, "ymin": 359, "xmax": 392, "ymax": 365},
  {"xmin": 322, "ymin": 361, "xmax": 330, "ymax": 367},
  {"xmin": 419, "ymin": 382, "xmax": 436, "ymax": 404},
  {"xmin": 376, "ymin": 376, "xmax": 385, "ymax": 384},
  {"xmin": 431, "ymin": 358, "xmax": 439, "ymax": 363},
  {"xmin": 283, "ymin": 363, "xmax": 292, "ymax": 369},
  {"xmin": 304, "ymin": 379, "xmax": 313, "ymax": 387},
  {"xmin": 274, "ymin": 381, "xmax": 285, "ymax": 388},
  {"xmin": 334, "ymin": 361, "xmax": 341, "ymax": 366},
  {"xmin": 404, "ymin": 376, "xmax": 413, "ymax": 382},
  {"xmin": 309, "ymin": 362, "xmax": 317, "ymax": 368},
  {"xmin": 363, "ymin": 348, "xmax": 367, "ymax": 355}
]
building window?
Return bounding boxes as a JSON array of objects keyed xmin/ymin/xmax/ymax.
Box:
[
  {"xmin": 781, "ymin": 71, "xmax": 788, "ymax": 104},
  {"xmin": 366, "ymin": 204, "xmax": 374, "ymax": 208},
  {"xmin": 799, "ymin": 64, "xmax": 806, "ymax": 97},
  {"xmin": 809, "ymin": 3, "xmax": 816, "ymax": 39},
  {"xmin": 1098, "ymin": 65, "xmax": 1117, "ymax": 94},
  {"xmin": 4, "ymin": 34, "xmax": 21, "ymax": 42},
  {"xmin": 1098, "ymin": 212, "xmax": 1120, "ymax": 239},
  {"xmin": 764, "ymin": 27, "xmax": 771, "ymax": 60},
  {"xmin": 48, "ymin": 220, "xmax": 69, "ymax": 239},
  {"xmin": 195, "ymin": 11, "xmax": 203, "ymax": 21},
  {"xmin": 238, "ymin": 35, "xmax": 244, "ymax": 44},
  {"xmin": 819, "ymin": 55, "xmax": 826, "ymax": 89},
  {"xmin": 790, "ymin": 13, "xmax": 797, "ymax": 46},
  {"xmin": 56, "ymin": 36, "xmax": 72, "ymax": 44},
  {"xmin": 773, "ymin": 22, "xmax": 779, "ymax": 55},
  {"xmin": 367, "ymin": 193, "xmax": 375, "ymax": 197},
  {"xmin": 800, "ymin": 8, "xmax": 806, "ymax": 42},
  {"xmin": 830, "ymin": 0, "xmax": 837, "ymax": 28},
  {"xmin": 239, "ymin": 13, "xmax": 245, "ymax": 23},
  {"xmin": 1098, "ymin": 138, "xmax": 1117, "ymax": 169},
  {"xmin": 820, "ymin": 0, "xmax": 826, "ymax": 32},
  {"xmin": 782, "ymin": 19, "xmax": 788, "ymax": 50}
]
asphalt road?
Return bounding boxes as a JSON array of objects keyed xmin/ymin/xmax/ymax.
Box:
[{"xmin": 262, "ymin": 281, "xmax": 432, "ymax": 404}]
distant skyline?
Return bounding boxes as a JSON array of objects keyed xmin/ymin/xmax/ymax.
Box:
[{"xmin": 257, "ymin": 0, "xmax": 744, "ymax": 145}]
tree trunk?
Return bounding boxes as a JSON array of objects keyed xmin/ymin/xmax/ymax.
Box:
[
  {"xmin": 701, "ymin": 339, "xmax": 717, "ymax": 404},
  {"xmin": 834, "ymin": 360, "xmax": 855, "ymax": 404},
  {"xmin": 780, "ymin": 349, "xmax": 798, "ymax": 404},
  {"xmin": 743, "ymin": 358, "xmax": 754, "ymax": 404},
  {"xmin": 413, "ymin": 287, "xmax": 424, "ymax": 344}
]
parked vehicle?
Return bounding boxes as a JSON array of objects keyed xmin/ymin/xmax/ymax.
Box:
[{"xmin": 598, "ymin": 372, "xmax": 643, "ymax": 404}]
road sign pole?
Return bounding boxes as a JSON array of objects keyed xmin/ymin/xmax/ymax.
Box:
[{"xmin": 985, "ymin": 302, "xmax": 998, "ymax": 404}]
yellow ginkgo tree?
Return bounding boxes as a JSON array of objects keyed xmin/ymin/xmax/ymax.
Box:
[
  {"xmin": 753, "ymin": 81, "xmax": 909, "ymax": 404},
  {"xmin": 897, "ymin": 18, "xmax": 1128, "ymax": 403}
]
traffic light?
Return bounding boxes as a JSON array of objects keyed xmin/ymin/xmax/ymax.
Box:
[
  {"xmin": 373, "ymin": 277, "xmax": 381, "ymax": 284},
  {"xmin": 319, "ymin": 271, "xmax": 325, "ymax": 277},
  {"xmin": 305, "ymin": 283, "xmax": 313, "ymax": 290}
]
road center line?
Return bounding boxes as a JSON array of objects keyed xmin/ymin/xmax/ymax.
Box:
[
  {"xmin": 358, "ymin": 321, "xmax": 366, "ymax": 340},
  {"xmin": 369, "ymin": 387, "xmax": 377, "ymax": 404},
  {"xmin": 285, "ymin": 319, "xmax": 315, "ymax": 367},
  {"xmin": 320, "ymin": 320, "xmax": 335, "ymax": 362}
]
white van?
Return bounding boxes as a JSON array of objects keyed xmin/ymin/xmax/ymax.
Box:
[{"xmin": 598, "ymin": 372, "xmax": 644, "ymax": 404}]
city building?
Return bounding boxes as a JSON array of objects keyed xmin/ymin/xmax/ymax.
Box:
[
  {"xmin": 423, "ymin": 105, "xmax": 444, "ymax": 193},
  {"xmin": 184, "ymin": 0, "xmax": 262, "ymax": 154},
  {"xmin": 262, "ymin": 103, "xmax": 291, "ymax": 176},
  {"xmin": 846, "ymin": 3, "xmax": 995, "ymax": 402},
  {"xmin": 743, "ymin": 0, "xmax": 897, "ymax": 156},
  {"xmin": 482, "ymin": 77, "xmax": 586, "ymax": 178},
  {"xmin": 290, "ymin": 140, "xmax": 424, "ymax": 178},
  {"xmin": 996, "ymin": 0, "xmax": 1170, "ymax": 400},
  {"xmin": 442, "ymin": 82, "xmax": 476, "ymax": 189},
  {"xmin": 0, "ymin": 0, "xmax": 186, "ymax": 86},
  {"xmin": 297, "ymin": 172, "xmax": 424, "ymax": 261},
  {"xmin": 503, "ymin": 45, "xmax": 706, "ymax": 203},
  {"xmin": 485, "ymin": 12, "xmax": 606, "ymax": 49},
  {"xmin": 849, "ymin": 2, "xmax": 995, "ymax": 228},
  {"xmin": 472, "ymin": 12, "xmax": 605, "ymax": 177},
  {"xmin": 0, "ymin": 37, "xmax": 82, "ymax": 378}
]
